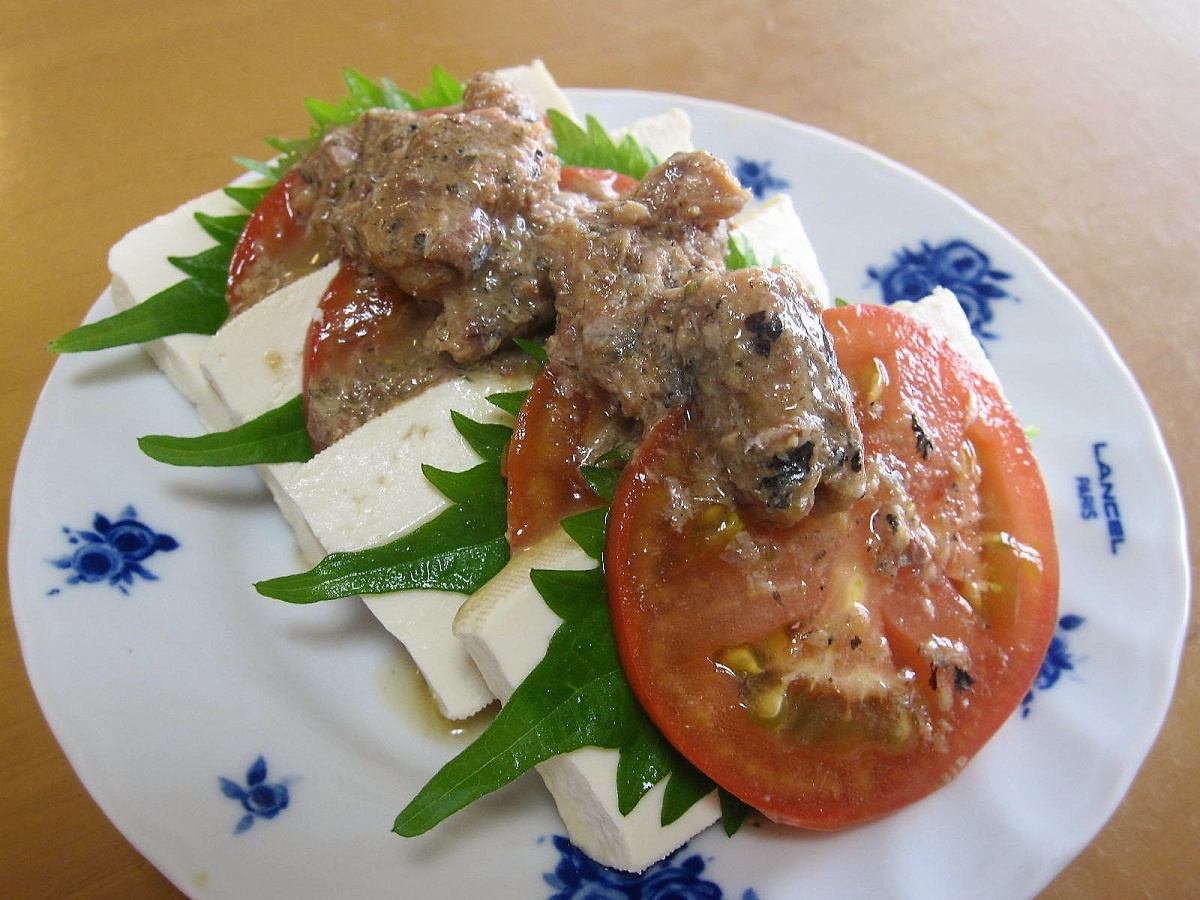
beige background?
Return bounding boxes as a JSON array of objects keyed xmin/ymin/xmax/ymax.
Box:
[{"xmin": 2, "ymin": 1, "xmax": 1196, "ymax": 896}]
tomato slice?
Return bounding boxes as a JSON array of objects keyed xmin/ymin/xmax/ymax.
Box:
[
  {"xmin": 558, "ymin": 166, "xmax": 639, "ymax": 201},
  {"xmin": 227, "ymin": 170, "xmax": 332, "ymax": 316},
  {"xmin": 506, "ymin": 367, "xmax": 624, "ymax": 549},
  {"xmin": 303, "ymin": 260, "xmax": 448, "ymax": 451},
  {"xmin": 606, "ymin": 303, "xmax": 1058, "ymax": 830}
]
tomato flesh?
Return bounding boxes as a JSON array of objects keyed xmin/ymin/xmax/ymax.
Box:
[
  {"xmin": 558, "ymin": 166, "xmax": 639, "ymax": 201},
  {"xmin": 606, "ymin": 304, "xmax": 1058, "ymax": 829},
  {"xmin": 227, "ymin": 170, "xmax": 331, "ymax": 316},
  {"xmin": 506, "ymin": 367, "xmax": 622, "ymax": 549}
]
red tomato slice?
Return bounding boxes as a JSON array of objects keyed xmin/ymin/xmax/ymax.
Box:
[
  {"xmin": 506, "ymin": 367, "xmax": 620, "ymax": 549},
  {"xmin": 558, "ymin": 166, "xmax": 639, "ymax": 201},
  {"xmin": 227, "ymin": 170, "xmax": 331, "ymax": 316},
  {"xmin": 606, "ymin": 303, "xmax": 1058, "ymax": 830},
  {"xmin": 303, "ymin": 260, "xmax": 446, "ymax": 451}
]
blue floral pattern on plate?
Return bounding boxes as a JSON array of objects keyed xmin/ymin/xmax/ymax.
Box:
[
  {"xmin": 734, "ymin": 157, "xmax": 789, "ymax": 199},
  {"xmin": 1022, "ymin": 614, "xmax": 1087, "ymax": 717},
  {"xmin": 868, "ymin": 239, "xmax": 1015, "ymax": 340},
  {"xmin": 48, "ymin": 505, "xmax": 178, "ymax": 595},
  {"xmin": 219, "ymin": 756, "xmax": 291, "ymax": 834},
  {"xmin": 544, "ymin": 835, "xmax": 758, "ymax": 899}
]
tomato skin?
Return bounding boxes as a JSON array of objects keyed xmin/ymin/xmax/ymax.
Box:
[
  {"xmin": 606, "ymin": 303, "xmax": 1058, "ymax": 830},
  {"xmin": 227, "ymin": 170, "xmax": 330, "ymax": 316},
  {"xmin": 558, "ymin": 166, "xmax": 639, "ymax": 200},
  {"xmin": 506, "ymin": 367, "xmax": 618, "ymax": 549}
]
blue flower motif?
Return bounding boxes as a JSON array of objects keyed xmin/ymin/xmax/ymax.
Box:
[
  {"xmin": 219, "ymin": 756, "xmax": 291, "ymax": 834},
  {"xmin": 544, "ymin": 835, "xmax": 758, "ymax": 899},
  {"xmin": 867, "ymin": 239, "xmax": 1015, "ymax": 341},
  {"xmin": 49, "ymin": 506, "xmax": 178, "ymax": 595},
  {"xmin": 1022, "ymin": 614, "xmax": 1086, "ymax": 718},
  {"xmin": 733, "ymin": 157, "xmax": 789, "ymax": 199}
]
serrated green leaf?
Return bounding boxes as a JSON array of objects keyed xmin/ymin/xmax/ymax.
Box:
[
  {"xmin": 223, "ymin": 183, "xmax": 272, "ymax": 213},
  {"xmin": 660, "ymin": 755, "xmax": 716, "ymax": 826},
  {"xmin": 486, "ymin": 390, "xmax": 528, "ymax": 417},
  {"xmin": 615, "ymin": 727, "xmax": 675, "ymax": 815},
  {"xmin": 48, "ymin": 279, "xmax": 229, "ymax": 352},
  {"xmin": 512, "ymin": 337, "xmax": 547, "ymax": 366},
  {"xmin": 255, "ymin": 472, "xmax": 509, "ymax": 603},
  {"xmin": 579, "ymin": 464, "xmax": 621, "ymax": 501},
  {"xmin": 193, "ymin": 212, "xmax": 249, "ymax": 246},
  {"xmin": 559, "ymin": 507, "xmax": 607, "ymax": 561},
  {"xmin": 255, "ymin": 428, "xmax": 509, "ymax": 604},
  {"xmin": 726, "ymin": 232, "xmax": 759, "ymax": 270},
  {"xmin": 343, "ymin": 68, "xmax": 387, "ymax": 109},
  {"xmin": 395, "ymin": 557, "xmax": 719, "ymax": 837},
  {"xmin": 166, "ymin": 244, "xmax": 235, "ymax": 292},
  {"xmin": 138, "ymin": 395, "xmax": 311, "ymax": 467},
  {"xmin": 231, "ymin": 156, "xmax": 282, "ymax": 181},
  {"xmin": 449, "ymin": 410, "xmax": 511, "ymax": 464},
  {"xmin": 719, "ymin": 789, "xmax": 753, "ymax": 835},
  {"xmin": 420, "ymin": 458, "xmax": 508, "ymax": 508},
  {"xmin": 394, "ymin": 566, "xmax": 643, "ymax": 836},
  {"xmin": 548, "ymin": 109, "xmax": 657, "ymax": 179},
  {"xmin": 419, "ymin": 66, "xmax": 465, "ymax": 109}
]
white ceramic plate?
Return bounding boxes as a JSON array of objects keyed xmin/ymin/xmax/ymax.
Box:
[{"xmin": 9, "ymin": 90, "xmax": 1189, "ymax": 899}]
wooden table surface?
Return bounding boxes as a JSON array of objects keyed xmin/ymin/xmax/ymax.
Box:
[{"xmin": 2, "ymin": 1, "xmax": 1195, "ymax": 896}]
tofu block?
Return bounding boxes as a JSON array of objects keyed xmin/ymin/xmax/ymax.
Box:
[
  {"xmin": 497, "ymin": 59, "xmax": 578, "ymax": 121},
  {"xmin": 107, "ymin": 189, "xmax": 247, "ymax": 430},
  {"xmin": 454, "ymin": 530, "xmax": 721, "ymax": 871},
  {"xmin": 615, "ymin": 108, "xmax": 694, "ymax": 159},
  {"xmin": 199, "ymin": 263, "xmax": 337, "ymax": 421}
]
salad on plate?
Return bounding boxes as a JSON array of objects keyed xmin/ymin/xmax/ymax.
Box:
[{"xmin": 47, "ymin": 60, "xmax": 1061, "ymax": 876}]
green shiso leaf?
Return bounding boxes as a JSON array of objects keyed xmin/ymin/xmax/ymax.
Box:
[
  {"xmin": 449, "ymin": 409, "xmax": 510, "ymax": 463},
  {"xmin": 138, "ymin": 395, "xmax": 312, "ymax": 467},
  {"xmin": 486, "ymin": 390, "xmax": 528, "ymax": 417},
  {"xmin": 559, "ymin": 506, "xmax": 607, "ymax": 560},
  {"xmin": 47, "ymin": 277, "xmax": 231, "ymax": 352},
  {"xmin": 392, "ymin": 533, "xmax": 727, "ymax": 838},
  {"xmin": 547, "ymin": 109, "xmax": 658, "ymax": 179},
  {"xmin": 726, "ymin": 232, "xmax": 760, "ymax": 270},
  {"xmin": 48, "ymin": 191, "xmax": 258, "ymax": 353},
  {"xmin": 719, "ymin": 790, "xmax": 753, "ymax": 836},
  {"xmin": 398, "ymin": 65, "xmax": 466, "ymax": 110},
  {"xmin": 255, "ymin": 460, "xmax": 510, "ymax": 603},
  {"xmin": 512, "ymin": 336, "xmax": 547, "ymax": 366},
  {"xmin": 394, "ymin": 566, "xmax": 643, "ymax": 835},
  {"xmin": 254, "ymin": 66, "xmax": 466, "ymax": 182},
  {"xmin": 223, "ymin": 183, "xmax": 273, "ymax": 213},
  {"xmin": 254, "ymin": 413, "xmax": 511, "ymax": 603}
]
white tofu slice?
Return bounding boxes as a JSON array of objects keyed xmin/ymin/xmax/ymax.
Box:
[
  {"xmin": 197, "ymin": 264, "xmax": 527, "ymax": 718},
  {"xmin": 454, "ymin": 530, "xmax": 721, "ymax": 872},
  {"xmin": 279, "ymin": 373, "xmax": 531, "ymax": 719},
  {"xmin": 730, "ymin": 194, "xmax": 832, "ymax": 307},
  {"xmin": 199, "ymin": 263, "xmax": 337, "ymax": 421},
  {"xmin": 496, "ymin": 59, "xmax": 578, "ymax": 121},
  {"xmin": 107, "ymin": 189, "xmax": 247, "ymax": 430},
  {"xmin": 198, "ymin": 263, "xmax": 339, "ymax": 563},
  {"xmin": 614, "ymin": 108, "xmax": 694, "ymax": 159}
]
